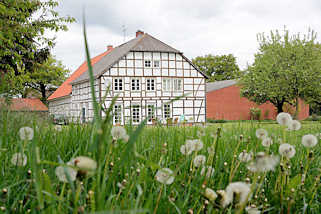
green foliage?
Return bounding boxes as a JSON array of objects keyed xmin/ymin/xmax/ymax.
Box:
[
  {"xmin": 0, "ymin": 0, "xmax": 75, "ymax": 96},
  {"xmin": 240, "ymin": 28, "xmax": 321, "ymax": 113},
  {"xmin": 249, "ymin": 107, "xmax": 261, "ymax": 120},
  {"xmin": 25, "ymin": 56, "xmax": 70, "ymax": 102},
  {"xmin": 192, "ymin": 54, "xmax": 240, "ymax": 82}
]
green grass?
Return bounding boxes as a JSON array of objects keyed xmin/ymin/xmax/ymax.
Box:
[{"xmin": 0, "ymin": 112, "xmax": 320, "ymax": 213}]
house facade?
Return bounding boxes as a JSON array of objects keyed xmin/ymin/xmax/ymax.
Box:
[
  {"xmin": 206, "ymin": 80, "xmax": 309, "ymax": 120},
  {"xmin": 49, "ymin": 31, "xmax": 207, "ymax": 125}
]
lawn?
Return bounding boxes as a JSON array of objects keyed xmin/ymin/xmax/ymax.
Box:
[{"xmin": 0, "ymin": 111, "xmax": 320, "ymax": 213}]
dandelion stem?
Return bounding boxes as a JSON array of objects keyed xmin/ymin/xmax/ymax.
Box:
[{"xmin": 153, "ymin": 185, "xmax": 163, "ymax": 214}]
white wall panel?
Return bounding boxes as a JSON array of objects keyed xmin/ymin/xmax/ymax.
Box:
[
  {"xmin": 135, "ymin": 60, "xmax": 143, "ymax": 68},
  {"xmin": 135, "ymin": 68, "xmax": 143, "ymax": 76},
  {"xmin": 135, "ymin": 52, "xmax": 142, "ymax": 59},
  {"xmin": 119, "ymin": 60, "xmax": 126, "ymax": 67},
  {"xmin": 126, "ymin": 52, "xmax": 134, "ymax": 59}
]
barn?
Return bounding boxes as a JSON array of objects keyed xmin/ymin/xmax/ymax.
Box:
[
  {"xmin": 206, "ymin": 80, "xmax": 309, "ymax": 120},
  {"xmin": 49, "ymin": 30, "xmax": 208, "ymax": 124}
]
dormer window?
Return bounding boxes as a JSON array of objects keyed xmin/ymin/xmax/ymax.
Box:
[
  {"xmin": 144, "ymin": 60, "xmax": 151, "ymax": 67},
  {"xmin": 153, "ymin": 60, "xmax": 160, "ymax": 68}
]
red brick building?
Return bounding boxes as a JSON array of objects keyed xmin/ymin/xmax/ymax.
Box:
[
  {"xmin": 206, "ymin": 80, "xmax": 309, "ymax": 120},
  {"xmin": 0, "ymin": 98, "xmax": 48, "ymax": 112}
]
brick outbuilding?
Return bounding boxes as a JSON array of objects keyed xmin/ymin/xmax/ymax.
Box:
[{"xmin": 206, "ymin": 80, "xmax": 309, "ymax": 120}]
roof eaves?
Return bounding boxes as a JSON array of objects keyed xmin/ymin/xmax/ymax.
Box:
[{"xmin": 181, "ymin": 54, "xmax": 209, "ymax": 79}]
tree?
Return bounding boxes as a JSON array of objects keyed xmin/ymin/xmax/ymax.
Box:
[
  {"xmin": 192, "ymin": 54, "xmax": 240, "ymax": 82},
  {"xmin": 0, "ymin": 0, "xmax": 74, "ymax": 96},
  {"xmin": 240, "ymin": 28, "xmax": 321, "ymax": 115},
  {"xmin": 24, "ymin": 56, "xmax": 69, "ymax": 102}
]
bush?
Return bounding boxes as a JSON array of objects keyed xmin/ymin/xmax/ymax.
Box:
[
  {"xmin": 207, "ymin": 118, "xmax": 227, "ymax": 123},
  {"xmin": 250, "ymin": 107, "xmax": 261, "ymax": 120}
]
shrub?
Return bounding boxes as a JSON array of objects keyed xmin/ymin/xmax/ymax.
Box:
[{"xmin": 250, "ymin": 107, "xmax": 261, "ymax": 120}]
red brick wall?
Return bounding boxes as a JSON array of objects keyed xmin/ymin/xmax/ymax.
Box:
[{"xmin": 206, "ymin": 85, "xmax": 309, "ymax": 120}]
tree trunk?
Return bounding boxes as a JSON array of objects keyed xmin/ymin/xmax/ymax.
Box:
[
  {"xmin": 40, "ymin": 83, "xmax": 47, "ymax": 104},
  {"xmin": 293, "ymin": 97, "xmax": 299, "ymax": 120},
  {"xmin": 276, "ymin": 102, "xmax": 283, "ymax": 113}
]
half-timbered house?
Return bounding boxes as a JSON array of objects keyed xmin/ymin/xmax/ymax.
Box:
[{"xmin": 49, "ymin": 30, "xmax": 207, "ymax": 125}]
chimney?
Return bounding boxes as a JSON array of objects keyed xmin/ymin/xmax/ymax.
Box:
[
  {"xmin": 107, "ymin": 45, "xmax": 113, "ymax": 51},
  {"xmin": 136, "ymin": 30, "xmax": 144, "ymax": 38}
]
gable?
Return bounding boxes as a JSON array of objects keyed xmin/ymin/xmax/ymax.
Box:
[{"xmin": 71, "ymin": 32, "xmax": 207, "ymax": 85}]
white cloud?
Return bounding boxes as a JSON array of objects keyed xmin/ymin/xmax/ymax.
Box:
[{"xmin": 53, "ymin": 0, "xmax": 321, "ymax": 71}]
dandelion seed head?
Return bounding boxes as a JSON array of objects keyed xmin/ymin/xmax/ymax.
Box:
[
  {"xmin": 19, "ymin": 127, "xmax": 34, "ymax": 141},
  {"xmin": 155, "ymin": 168, "xmax": 175, "ymax": 185},
  {"xmin": 217, "ymin": 190, "xmax": 230, "ymax": 208},
  {"xmin": 193, "ymin": 139, "xmax": 204, "ymax": 151},
  {"xmin": 276, "ymin": 112, "xmax": 292, "ymax": 126},
  {"xmin": 302, "ymin": 134, "xmax": 318, "ymax": 148},
  {"xmin": 55, "ymin": 166, "xmax": 77, "ymax": 182},
  {"xmin": 279, "ymin": 143, "xmax": 296, "ymax": 158},
  {"xmin": 207, "ymin": 147, "xmax": 214, "ymax": 154},
  {"xmin": 262, "ymin": 137, "xmax": 273, "ymax": 147},
  {"xmin": 225, "ymin": 182, "xmax": 251, "ymax": 207},
  {"xmin": 287, "ymin": 120, "xmax": 301, "ymax": 131},
  {"xmin": 111, "ymin": 126, "xmax": 128, "ymax": 141},
  {"xmin": 247, "ymin": 153, "xmax": 279, "ymax": 172},
  {"xmin": 69, "ymin": 156, "xmax": 97, "ymax": 176},
  {"xmin": 246, "ymin": 206, "xmax": 261, "ymax": 214},
  {"xmin": 205, "ymin": 188, "xmax": 217, "ymax": 202},
  {"xmin": 239, "ymin": 151, "xmax": 253, "ymax": 162},
  {"xmin": 11, "ymin": 153, "xmax": 27, "ymax": 166},
  {"xmin": 180, "ymin": 144, "xmax": 193, "ymax": 155},
  {"xmin": 193, "ymin": 155, "xmax": 206, "ymax": 167},
  {"xmin": 255, "ymin": 129, "xmax": 268, "ymax": 139}
]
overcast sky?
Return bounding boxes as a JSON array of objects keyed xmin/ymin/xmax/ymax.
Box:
[{"xmin": 52, "ymin": 0, "xmax": 321, "ymax": 71}]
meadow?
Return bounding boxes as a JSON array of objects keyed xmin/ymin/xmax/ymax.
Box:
[{"xmin": 0, "ymin": 110, "xmax": 320, "ymax": 213}]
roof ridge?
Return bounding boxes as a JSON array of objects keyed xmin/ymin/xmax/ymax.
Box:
[
  {"xmin": 144, "ymin": 33, "xmax": 181, "ymax": 53},
  {"xmin": 130, "ymin": 33, "xmax": 148, "ymax": 50}
]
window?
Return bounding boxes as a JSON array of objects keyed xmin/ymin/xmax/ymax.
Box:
[
  {"xmin": 146, "ymin": 78, "xmax": 155, "ymax": 91},
  {"xmin": 162, "ymin": 78, "xmax": 171, "ymax": 91},
  {"xmin": 173, "ymin": 79, "xmax": 183, "ymax": 91},
  {"xmin": 132, "ymin": 105, "xmax": 140, "ymax": 124},
  {"xmin": 162, "ymin": 78, "xmax": 183, "ymax": 92},
  {"xmin": 144, "ymin": 60, "xmax": 151, "ymax": 67},
  {"xmin": 114, "ymin": 104, "xmax": 122, "ymax": 124},
  {"xmin": 131, "ymin": 78, "xmax": 140, "ymax": 91},
  {"xmin": 153, "ymin": 60, "xmax": 160, "ymax": 68},
  {"xmin": 163, "ymin": 104, "xmax": 171, "ymax": 119},
  {"xmin": 147, "ymin": 104, "xmax": 155, "ymax": 123},
  {"xmin": 114, "ymin": 78, "xmax": 123, "ymax": 91}
]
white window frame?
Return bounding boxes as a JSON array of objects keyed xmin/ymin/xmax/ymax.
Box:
[
  {"xmin": 173, "ymin": 78, "xmax": 183, "ymax": 91},
  {"xmin": 132, "ymin": 104, "xmax": 141, "ymax": 124},
  {"xmin": 146, "ymin": 78, "xmax": 156, "ymax": 91},
  {"xmin": 131, "ymin": 78, "xmax": 140, "ymax": 91},
  {"xmin": 163, "ymin": 103, "xmax": 171, "ymax": 119},
  {"xmin": 144, "ymin": 60, "xmax": 151, "ymax": 68},
  {"xmin": 113, "ymin": 104, "xmax": 123, "ymax": 125},
  {"xmin": 146, "ymin": 104, "xmax": 156, "ymax": 124},
  {"xmin": 153, "ymin": 60, "xmax": 160, "ymax": 68},
  {"xmin": 114, "ymin": 78, "xmax": 124, "ymax": 91},
  {"xmin": 162, "ymin": 78, "xmax": 172, "ymax": 92}
]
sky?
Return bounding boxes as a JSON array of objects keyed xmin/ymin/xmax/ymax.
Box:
[{"xmin": 52, "ymin": 0, "xmax": 321, "ymax": 72}]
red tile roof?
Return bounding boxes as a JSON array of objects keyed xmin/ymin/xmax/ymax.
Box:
[
  {"xmin": 0, "ymin": 98, "xmax": 48, "ymax": 111},
  {"xmin": 48, "ymin": 49, "xmax": 113, "ymax": 100}
]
